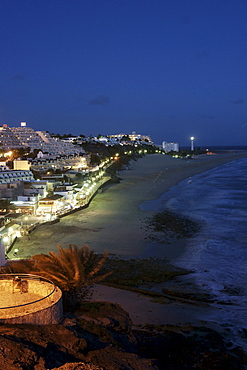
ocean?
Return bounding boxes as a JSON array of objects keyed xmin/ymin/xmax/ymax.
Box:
[
  {"xmin": 140, "ymin": 156, "xmax": 247, "ymax": 351},
  {"xmin": 181, "ymin": 145, "xmax": 247, "ymax": 152}
]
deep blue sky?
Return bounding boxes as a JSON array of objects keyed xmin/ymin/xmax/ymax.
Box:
[{"xmin": 1, "ymin": 0, "xmax": 247, "ymax": 146}]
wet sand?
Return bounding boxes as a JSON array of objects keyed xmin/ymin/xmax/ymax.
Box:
[
  {"xmin": 14, "ymin": 152, "xmax": 247, "ymax": 259},
  {"xmin": 91, "ymin": 283, "xmax": 215, "ymax": 327}
]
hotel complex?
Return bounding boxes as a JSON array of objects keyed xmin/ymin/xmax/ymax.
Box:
[
  {"xmin": 0, "ymin": 122, "xmax": 82, "ymax": 156},
  {"xmin": 162, "ymin": 141, "xmax": 179, "ymax": 153},
  {"xmin": 0, "ymin": 122, "xmax": 160, "ymax": 254}
]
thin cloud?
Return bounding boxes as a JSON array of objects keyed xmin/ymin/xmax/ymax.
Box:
[
  {"xmin": 89, "ymin": 95, "xmax": 109, "ymax": 105},
  {"xmin": 163, "ymin": 114, "xmax": 176, "ymax": 118},
  {"xmin": 11, "ymin": 74, "xmax": 25, "ymax": 80},
  {"xmin": 181, "ymin": 15, "xmax": 191, "ymax": 24},
  {"xmin": 199, "ymin": 115, "xmax": 214, "ymax": 119},
  {"xmin": 232, "ymin": 98, "xmax": 244, "ymax": 104},
  {"xmin": 194, "ymin": 49, "xmax": 211, "ymax": 60}
]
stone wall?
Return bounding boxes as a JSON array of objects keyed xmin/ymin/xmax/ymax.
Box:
[
  {"xmin": 0, "ymin": 278, "xmax": 63, "ymax": 324},
  {"xmin": 0, "ymin": 295, "xmax": 63, "ymax": 325}
]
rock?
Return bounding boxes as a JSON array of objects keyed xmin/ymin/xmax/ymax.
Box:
[
  {"xmin": 0, "ymin": 302, "xmax": 246, "ymax": 369},
  {"xmin": 87, "ymin": 346, "xmax": 158, "ymax": 370},
  {"xmin": 77, "ymin": 301, "xmax": 133, "ymax": 332},
  {"xmin": 0, "ymin": 324, "xmax": 87, "ymax": 369},
  {"xmin": 0, "ymin": 334, "xmax": 40, "ymax": 369},
  {"xmin": 53, "ymin": 363, "xmax": 104, "ymax": 370}
]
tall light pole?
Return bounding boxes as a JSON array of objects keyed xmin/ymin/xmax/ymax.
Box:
[
  {"xmin": 190, "ymin": 137, "xmax": 194, "ymax": 151},
  {"xmin": 0, "ymin": 239, "xmax": 6, "ymax": 267}
]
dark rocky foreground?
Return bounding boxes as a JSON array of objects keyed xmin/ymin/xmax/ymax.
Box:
[{"xmin": 0, "ymin": 302, "xmax": 246, "ymax": 370}]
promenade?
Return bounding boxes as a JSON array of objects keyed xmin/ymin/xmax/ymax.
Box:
[
  {"xmin": 11, "ymin": 152, "xmax": 247, "ymax": 260},
  {"xmin": 3, "ymin": 173, "xmax": 111, "ymax": 257}
]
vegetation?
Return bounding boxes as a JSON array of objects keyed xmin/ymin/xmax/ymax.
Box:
[
  {"xmin": 81, "ymin": 140, "xmax": 158, "ymax": 167},
  {"xmin": 166, "ymin": 148, "xmax": 207, "ymax": 158},
  {"xmin": 99, "ymin": 256, "xmax": 217, "ymax": 305},
  {"xmin": 50, "ymin": 132, "xmax": 75, "ymax": 139},
  {"xmin": 101, "ymin": 256, "xmax": 190, "ymax": 287},
  {"xmin": 145, "ymin": 210, "xmax": 201, "ymax": 243},
  {"xmin": 4, "ymin": 244, "xmax": 112, "ymax": 311},
  {"xmin": 0, "ymin": 198, "xmax": 14, "ymax": 212}
]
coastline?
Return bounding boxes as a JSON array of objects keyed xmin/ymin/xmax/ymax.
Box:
[
  {"xmin": 92, "ymin": 152, "xmax": 247, "ymax": 354},
  {"xmin": 13, "ymin": 151, "xmax": 247, "ymax": 260},
  {"xmin": 12, "ymin": 152, "xmax": 247, "ymax": 352}
]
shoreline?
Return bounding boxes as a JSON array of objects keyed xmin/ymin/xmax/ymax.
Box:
[
  {"xmin": 92, "ymin": 153, "xmax": 247, "ymax": 353},
  {"xmin": 13, "ymin": 151, "xmax": 247, "ymax": 259},
  {"xmin": 11, "ymin": 152, "xmax": 247, "ymax": 352}
]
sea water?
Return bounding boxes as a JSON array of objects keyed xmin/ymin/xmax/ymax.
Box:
[{"xmin": 140, "ymin": 157, "xmax": 247, "ymax": 351}]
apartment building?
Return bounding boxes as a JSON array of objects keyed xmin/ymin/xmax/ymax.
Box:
[
  {"xmin": 0, "ymin": 170, "xmax": 35, "ymax": 200},
  {"xmin": 108, "ymin": 131, "xmax": 153, "ymax": 144},
  {"xmin": 0, "ymin": 125, "xmax": 22, "ymax": 150},
  {"xmin": 162, "ymin": 141, "xmax": 179, "ymax": 153},
  {"xmin": 0, "ymin": 170, "xmax": 34, "ymax": 185},
  {"xmin": 0, "ymin": 122, "xmax": 83, "ymax": 156}
]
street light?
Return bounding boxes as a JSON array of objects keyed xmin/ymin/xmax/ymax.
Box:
[
  {"xmin": 0, "ymin": 239, "xmax": 6, "ymax": 266},
  {"xmin": 24, "ymin": 216, "xmax": 28, "ymax": 234},
  {"xmin": 13, "ymin": 248, "xmax": 18, "ymax": 257},
  {"xmin": 190, "ymin": 137, "xmax": 194, "ymax": 151}
]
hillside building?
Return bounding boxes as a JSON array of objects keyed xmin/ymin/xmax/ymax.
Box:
[
  {"xmin": 0, "ymin": 122, "xmax": 82, "ymax": 156},
  {"xmin": 162, "ymin": 141, "xmax": 179, "ymax": 153},
  {"xmin": 108, "ymin": 132, "xmax": 153, "ymax": 144}
]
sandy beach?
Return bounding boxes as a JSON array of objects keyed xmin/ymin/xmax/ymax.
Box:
[
  {"xmin": 14, "ymin": 151, "xmax": 247, "ymax": 259},
  {"xmin": 11, "ymin": 152, "xmax": 247, "ymax": 344}
]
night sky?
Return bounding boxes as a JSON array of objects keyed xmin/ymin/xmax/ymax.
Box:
[{"xmin": 1, "ymin": 0, "xmax": 247, "ymax": 146}]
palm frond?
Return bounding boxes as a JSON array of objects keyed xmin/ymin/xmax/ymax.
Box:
[
  {"xmin": 80, "ymin": 244, "xmax": 91, "ymax": 265},
  {"xmin": 68, "ymin": 245, "xmax": 86, "ymax": 283},
  {"xmin": 48, "ymin": 246, "xmax": 77, "ymax": 278},
  {"xmin": 36, "ymin": 270, "xmax": 72, "ymax": 290},
  {"xmin": 87, "ymin": 270, "xmax": 113, "ymax": 285},
  {"xmin": 5, "ymin": 259, "xmax": 36, "ymax": 274},
  {"xmin": 4, "ymin": 245, "xmax": 112, "ymax": 307},
  {"xmin": 88, "ymin": 251, "xmax": 109, "ymax": 278}
]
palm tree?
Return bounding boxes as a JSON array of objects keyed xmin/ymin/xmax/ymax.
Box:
[
  {"xmin": 5, "ymin": 245, "xmax": 112, "ymax": 311},
  {"xmin": 0, "ymin": 198, "xmax": 14, "ymax": 212}
]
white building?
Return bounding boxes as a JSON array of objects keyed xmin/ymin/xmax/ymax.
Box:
[
  {"xmin": 108, "ymin": 132, "xmax": 153, "ymax": 144},
  {"xmin": 0, "ymin": 122, "xmax": 83, "ymax": 157},
  {"xmin": 0, "ymin": 170, "xmax": 34, "ymax": 185},
  {"xmin": 0, "ymin": 124, "xmax": 22, "ymax": 150},
  {"xmin": 13, "ymin": 160, "xmax": 31, "ymax": 171},
  {"xmin": 36, "ymin": 194, "xmax": 66, "ymax": 216},
  {"xmin": 162, "ymin": 141, "xmax": 179, "ymax": 153},
  {"xmin": 12, "ymin": 195, "xmax": 40, "ymax": 214},
  {"xmin": 0, "ymin": 169, "xmax": 35, "ymax": 203}
]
